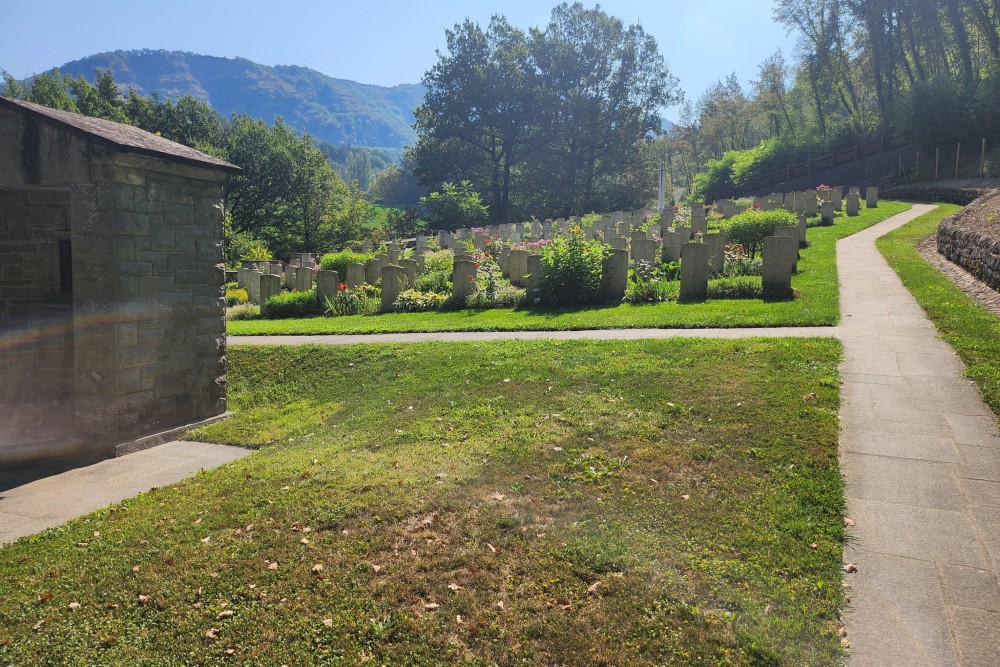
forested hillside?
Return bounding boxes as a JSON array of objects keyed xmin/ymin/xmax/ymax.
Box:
[
  {"xmin": 664, "ymin": 0, "xmax": 1000, "ymax": 201},
  {"xmin": 53, "ymin": 50, "xmax": 424, "ymax": 151}
]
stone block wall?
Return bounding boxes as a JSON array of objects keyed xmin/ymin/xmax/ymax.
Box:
[
  {"xmin": 0, "ymin": 104, "xmax": 228, "ymax": 461},
  {"xmin": 937, "ymin": 191, "xmax": 1000, "ymax": 292}
]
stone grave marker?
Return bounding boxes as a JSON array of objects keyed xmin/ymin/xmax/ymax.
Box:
[
  {"xmin": 380, "ymin": 265, "xmax": 405, "ymax": 312},
  {"xmin": 762, "ymin": 235, "xmax": 797, "ymax": 299},
  {"xmin": 452, "ymin": 259, "xmax": 477, "ymax": 299},
  {"xmin": 662, "ymin": 230, "xmax": 684, "ymax": 263},
  {"xmin": 774, "ymin": 226, "xmax": 800, "ymax": 270},
  {"xmin": 316, "ymin": 270, "xmax": 339, "ymax": 301},
  {"xmin": 248, "ymin": 270, "xmax": 263, "ymax": 303},
  {"xmin": 820, "ymin": 201, "xmax": 835, "ymax": 226},
  {"xmin": 632, "ymin": 238, "xmax": 657, "ymax": 266},
  {"xmin": 260, "ymin": 274, "xmax": 281, "ymax": 314},
  {"xmin": 804, "ymin": 189, "xmax": 818, "ymax": 217},
  {"xmin": 284, "ymin": 265, "xmax": 297, "ymax": 290},
  {"xmin": 679, "ymin": 243, "xmax": 709, "ymax": 302},
  {"xmin": 508, "ymin": 249, "xmax": 529, "ymax": 286},
  {"xmin": 866, "ymin": 187, "xmax": 879, "ymax": 208},
  {"xmin": 846, "ymin": 192, "xmax": 860, "ymax": 216},
  {"xmin": 365, "ymin": 259, "xmax": 380, "ymax": 285},
  {"xmin": 400, "ymin": 258, "xmax": 419, "ymax": 286},
  {"xmin": 295, "ymin": 266, "xmax": 313, "ymax": 292},
  {"xmin": 705, "ymin": 232, "xmax": 729, "ymax": 274},
  {"xmin": 601, "ymin": 248, "xmax": 629, "ymax": 302},
  {"xmin": 346, "ymin": 262, "xmax": 365, "ymax": 287}
]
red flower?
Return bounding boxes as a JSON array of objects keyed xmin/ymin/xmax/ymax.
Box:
[{"xmin": 338, "ymin": 282, "xmax": 348, "ymax": 291}]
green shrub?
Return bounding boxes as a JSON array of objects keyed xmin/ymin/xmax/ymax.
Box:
[
  {"xmin": 226, "ymin": 303, "xmax": 259, "ymax": 320},
  {"xmin": 323, "ymin": 287, "xmax": 379, "ymax": 317},
  {"xmin": 466, "ymin": 284, "xmax": 525, "ymax": 309},
  {"xmin": 720, "ymin": 209, "xmax": 798, "ymax": 259},
  {"xmin": 263, "ymin": 290, "xmax": 325, "ymax": 319},
  {"xmin": 539, "ymin": 231, "xmax": 605, "ymax": 306},
  {"xmin": 421, "ymin": 250, "xmax": 453, "ymax": 273},
  {"xmin": 708, "ymin": 276, "xmax": 763, "ymax": 299},
  {"xmin": 319, "ymin": 250, "xmax": 375, "ymax": 277},
  {"xmin": 413, "ymin": 269, "xmax": 452, "ymax": 293},
  {"xmin": 393, "ymin": 289, "xmax": 449, "ymax": 313},
  {"xmin": 225, "ymin": 288, "xmax": 249, "ymax": 306},
  {"xmin": 623, "ymin": 278, "xmax": 679, "ymax": 304},
  {"xmin": 419, "ymin": 180, "xmax": 488, "ymax": 231}
]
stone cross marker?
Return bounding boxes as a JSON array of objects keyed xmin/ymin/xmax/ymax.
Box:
[{"xmin": 679, "ymin": 243, "xmax": 709, "ymax": 302}]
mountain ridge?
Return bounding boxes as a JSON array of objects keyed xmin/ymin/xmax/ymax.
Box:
[{"xmin": 52, "ymin": 49, "xmax": 424, "ymax": 150}]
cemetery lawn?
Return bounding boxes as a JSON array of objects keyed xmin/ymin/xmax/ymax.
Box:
[
  {"xmin": 877, "ymin": 204, "xmax": 1000, "ymax": 415},
  {"xmin": 228, "ymin": 202, "xmax": 911, "ymax": 335},
  {"xmin": 0, "ymin": 339, "xmax": 847, "ymax": 666}
]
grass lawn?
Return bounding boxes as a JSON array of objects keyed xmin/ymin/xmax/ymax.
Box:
[
  {"xmin": 877, "ymin": 204, "xmax": 1000, "ymax": 415},
  {"xmin": 1, "ymin": 339, "xmax": 847, "ymax": 665},
  {"xmin": 228, "ymin": 203, "xmax": 910, "ymax": 335}
]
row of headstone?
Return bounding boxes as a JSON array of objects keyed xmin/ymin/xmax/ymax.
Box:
[
  {"xmin": 712, "ymin": 186, "xmax": 879, "ymax": 220},
  {"xmin": 676, "ymin": 231, "xmax": 798, "ymax": 302}
]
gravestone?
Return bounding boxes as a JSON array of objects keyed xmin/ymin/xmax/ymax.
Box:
[
  {"xmin": 526, "ymin": 254, "xmax": 542, "ymax": 298},
  {"xmin": 452, "ymin": 259, "xmax": 477, "ymax": 299},
  {"xmin": 386, "ymin": 242, "xmax": 399, "ymax": 264},
  {"xmin": 679, "ymin": 243, "xmax": 709, "ymax": 302},
  {"xmin": 762, "ymin": 235, "xmax": 797, "ymax": 299},
  {"xmin": 346, "ymin": 262, "xmax": 365, "ymax": 288},
  {"xmin": 662, "ymin": 230, "xmax": 684, "ymax": 263},
  {"xmin": 866, "ymin": 187, "xmax": 879, "ymax": 208},
  {"xmin": 610, "ymin": 236, "xmax": 628, "ymax": 250},
  {"xmin": 380, "ymin": 265, "xmax": 405, "ymax": 312},
  {"xmin": 849, "ymin": 186, "xmax": 860, "ymax": 196},
  {"xmin": 831, "ymin": 187, "xmax": 842, "ymax": 210},
  {"xmin": 284, "ymin": 265, "xmax": 297, "ymax": 290},
  {"xmin": 315, "ymin": 270, "xmax": 339, "ymax": 301},
  {"xmin": 804, "ymin": 189, "xmax": 818, "ymax": 217},
  {"xmin": 601, "ymin": 248, "xmax": 629, "ymax": 303},
  {"xmin": 260, "ymin": 274, "xmax": 281, "ymax": 315},
  {"xmin": 399, "ymin": 258, "xmax": 419, "ymax": 286},
  {"xmin": 705, "ymin": 233, "xmax": 729, "ymax": 274},
  {"xmin": 248, "ymin": 270, "xmax": 263, "ymax": 303},
  {"xmin": 690, "ymin": 204, "xmax": 708, "ymax": 238},
  {"xmin": 295, "ymin": 266, "xmax": 313, "ymax": 292},
  {"xmin": 632, "ymin": 238, "xmax": 657, "ymax": 266},
  {"xmin": 237, "ymin": 267, "xmax": 250, "ymax": 290},
  {"xmin": 846, "ymin": 192, "xmax": 860, "ymax": 216},
  {"xmin": 365, "ymin": 259, "xmax": 380, "ymax": 285},
  {"xmin": 508, "ymin": 249, "xmax": 529, "ymax": 286},
  {"xmin": 774, "ymin": 226, "xmax": 800, "ymax": 271},
  {"xmin": 820, "ymin": 201, "xmax": 835, "ymax": 226},
  {"xmin": 797, "ymin": 214, "xmax": 808, "ymax": 248},
  {"xmin": 362, "ymin": 240, "xmax": 374, "ymax": 253},
  {"xmin": 660, "ymin": 207, "xmax": 675, "ymax": 227}
]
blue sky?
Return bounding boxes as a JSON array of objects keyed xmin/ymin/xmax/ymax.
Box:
[{"xmin": 1, "ymin": 0, "xmax": 796, "ymax": 116}]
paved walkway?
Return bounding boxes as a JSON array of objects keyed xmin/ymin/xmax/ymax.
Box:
[
  {"xmin": 0, "ymin": 441, "xmax": 250, "ymax": 545},
  {"xmin": 837, "ymin": 204, "xmax": 1000, "ymax": 666}
]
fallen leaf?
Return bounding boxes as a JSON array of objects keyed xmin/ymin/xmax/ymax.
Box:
[
  {"xmin": 200, "ymin": 536, "xmax": 211, "ymax": 543},
  {"xmin": 496, "ymin": 601, "xmax": 504, "ymax": 610},
  {"xmin": 138, "ymin": 594, "xmax": 150, "ymax": 603},
  {"xmin": 38, "ymin": 592, "xmax": 53, "ymax": 602},
  {"xmin": 424, "ymin": 603, "xmax": 440, "ymax": 611},
  {"xmin": 268, "ymin": 562, "xmax": 279, "ymax": 571},
  {"xmin": 322, "ymin": 619, "xmax": 334, "ymax": 627},
  {"xmin": 205, "ymin": 627, "xmax": 220, "ymax": 639},
  {"xmin": 93, "ymin": 531, "xmax": 101, "ymax": 538},
  {"xmin": 217, "ymin": 610, "xmax": 234, "ymax": 619},
  {"xmin": 456, "ymin": 615, "xmax": 464, "ymax": 624},
  {"xmin": 487, "ymin": 543, "xmax": 497, "ymax": 553},
  {"xmin": 843, "ymin": 517, "xmax": 856, "ymax": 527},
  {"xmin": 312, "ymin": 564, "xmax": 324, "ymax": 574},
  {"xmin": 372, "ymin": 565, "xmax": 382, "ymax": 573},
  {"xmin": 843, "ymin": 563, "xmax": 858, "ymax": 573},
  {"xmin": 300, "ymin": 538, "xmax": 310, "ymax": 545},
  {"xmin": 131, "ymin": 565, "xmax": 141, "ymax": 573},
  {"xmin": 681, "ymin": 494, "xmax": 690, "ymax": 501},
  {"xmin": 587, "ymin": 581, "xmax": 602, "ymax": 594},
  {"xmin": 32, "ymin": 620, "xmax": 45, "ymax": 631},
  {"xmin": 448, "ymin": 583, "xmax": 461, "ymax": 591},
  {"xmin": 68, "ymin": 602, "xmax": 81, "ymax": 610}
]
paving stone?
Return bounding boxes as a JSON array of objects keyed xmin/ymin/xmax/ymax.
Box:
[
  {"xmin": 843, "ymin": 454, "xmax": 967, "ymax": 509},
  {"xmin": 937, "ymin": 564, "xmax": 1000, "ymax": 611},
  {"xmin": 839, "ymin": 428, "xmax": 961, "ymax": 462},
  {"xmin": 951, "ymin": 607, "xmax": 1000, "ymax": 666}
]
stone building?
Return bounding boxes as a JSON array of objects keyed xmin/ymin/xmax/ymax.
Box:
[{"xmin": 0, "ymin": 97, "xmax": 239, "ymax": 464}]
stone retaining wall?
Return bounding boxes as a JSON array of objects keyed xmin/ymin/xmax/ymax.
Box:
[{"xmin": 936, "ymin": 190, "xmax": 1000, "ymax": 292}]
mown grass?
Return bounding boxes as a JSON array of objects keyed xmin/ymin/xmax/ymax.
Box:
[
  {"xmin": 1, "ymin": 339, "xmax": 846, "ymax": 665},
  {"xmin": 228, "ymin": 202, "xmax": 910, "ymax": 335},
  {"xmin": 877, "ymin": 203, "xmax": 1000, "ymax": 415}
]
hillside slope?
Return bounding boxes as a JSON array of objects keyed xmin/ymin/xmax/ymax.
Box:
[{"xmin": 55, "ymin": 50, "xmax": 424, "ymax": 150}]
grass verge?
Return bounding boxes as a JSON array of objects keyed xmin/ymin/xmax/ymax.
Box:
[
  {"xmin": 1, "ymin": 339, "xmax": 846, "ymax": 665},
  {"xmin": 877, "ymin": 203, "xmax": 1000, "ymax": 415},
  {"xmin": 228, "ymin": 203, "xmax": 910, "ymax": 335}
]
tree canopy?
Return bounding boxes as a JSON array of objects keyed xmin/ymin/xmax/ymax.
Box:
[{"xmin": 410, "ymin": 2, "xmax": 680, "ymax": 222}]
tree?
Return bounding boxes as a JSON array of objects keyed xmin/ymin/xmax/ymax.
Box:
[
  {"xmin": 411, "ymin": 16, "xmax": 534, "ymax": 222},
  {"xmin": 419, "ymin": 181, "xmax": 488, "ymax": 231}
]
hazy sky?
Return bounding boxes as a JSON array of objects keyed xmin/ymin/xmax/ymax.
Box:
[{"xmin": 1, "ymin": 0, "xmax": 797, "ymax": 116}]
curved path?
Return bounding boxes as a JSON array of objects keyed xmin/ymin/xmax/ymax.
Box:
[{"xmin": 232, "ymin": 203, "xmax": 1000, "ymax": 666}]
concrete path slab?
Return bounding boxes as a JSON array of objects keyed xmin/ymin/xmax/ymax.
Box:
[
  {"xmin": 837, "ymin": 204, "xmax": 1000, "ymax": 666},
  {"xmin": 0, "ymin": 441, "xmax": 250, "ymax": 546}
]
